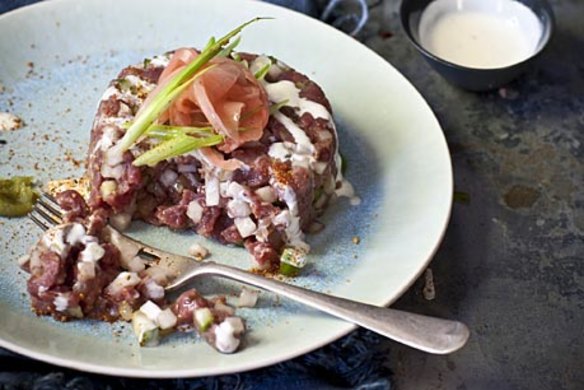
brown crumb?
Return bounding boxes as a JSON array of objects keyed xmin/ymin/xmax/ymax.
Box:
[
  {"xmin": 0, "ymin": 112, "xmax": 24, "ymax": 131},
  {"xmin": 352, "ymin": 236, "xmax": 360, "ymax": 245}
]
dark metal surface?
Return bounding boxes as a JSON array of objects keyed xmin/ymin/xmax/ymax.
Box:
[{"xmin": 364, "ymin": 1, "xmax": 583, "ymax": 389}]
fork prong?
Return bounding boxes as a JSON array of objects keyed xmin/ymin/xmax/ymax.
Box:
[
  {"xmin": 33, "ymin": 203, "xmax": 62, "ymax": 226},
  {"xmin": 29, "ymin": 210, "xmax": 52, "ymax": 231},
  {"xmin": 38, "ymin": 192, "xmax": 63, "ymax": 218}
]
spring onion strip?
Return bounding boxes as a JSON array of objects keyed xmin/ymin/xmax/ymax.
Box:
[
  {"xmin": 133, "ymin": 133, "xmax": 224, "ymax": 167},
  {"xmin": 117, "ymin": 17, "xmax": 269, "ymax": 152},
  {"xmin": 269, "ymin": 99, "xmax": 289, "ymax": 115},
  {"xmin": 145, "ymin": 125, "xmax": 215, "ymax": 140},
  {"xmin": 218, "ymin": 36, "xmax": 241, "ymax": 58},
  {"xmin": 254, "ymin": 63, "xmax": 271, "ymax": 80}
]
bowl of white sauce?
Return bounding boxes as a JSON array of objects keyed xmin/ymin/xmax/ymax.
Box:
[{"xmin": 400, "ymin": 0, "xmax": 554, "ymax": 91}]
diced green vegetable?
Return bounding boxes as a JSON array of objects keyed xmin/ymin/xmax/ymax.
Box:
[
  {"xmin": 339, "ymin": 152, "xmax": 347, "ymax": 174},
  {"xmin": 117, "ymin": 17, "xmax": 268, "ymax": 152},
  {"xmin": 313, "ymin": 186, "xmax": 324, "ymax": 204},
  {"xmin": 279, "ymin": 247, "xmax": 307, "ymax": 276},
  {"xmin": 132, "ymin": 311, "xmax": 160, "ymax": 347},
  {"xmin": 0, "ymin": 176, "xmax": 38, "ymax": 217},
  {"xmin": 194, "ymin": 308, "xmax": 214, "ymax": 332},
  {"xmin": 132, "ymin": 133, "xmax": 224, "ymax": 167},
  {"xmin": 279, "ymin": 262, "xmax": 302, "ymax": 277}
]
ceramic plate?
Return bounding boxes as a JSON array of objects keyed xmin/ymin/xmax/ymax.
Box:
[{"xmin": 0, "ymin": 0, "xmax": 452, "ymax": 378}]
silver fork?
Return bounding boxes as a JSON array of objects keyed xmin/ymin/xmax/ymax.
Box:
[{"xmin": 30, "ymin": 192, "xmax": 469, "ymax": 354}]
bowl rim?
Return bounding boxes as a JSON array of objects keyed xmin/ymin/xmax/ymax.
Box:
[{"xmin": 399, "ymin": 0, "xmax": 556, "ymax": 72}]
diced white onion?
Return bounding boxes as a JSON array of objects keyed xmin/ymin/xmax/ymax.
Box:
[
  {"xmin": 106, "ymin": 271, "xmax": 141, "ymax": 295},
  {"xmin": 125, "ymin": 256, "xmax": 146, "ymax": 272},
  {"xmin": 132, "ymin": 311, "xmax": 159, "ymax": 347},
  {"xmin": 188, "ymin": 243, "xmax": 209, "ymax": 261},
  {"xmin": 234, "ymin": 217, "xmax": 256, "ymax": 238},
  {"xmin": 227, "ymin": 181, "xmax": 247, "ymax": 199},
  {"xmin": 186, "ymin": 200, "xmax": 204, "ymax": 224},
  {"xmin": 205, "ymin": 172, "xmax": 220, "ymax": 206},
  {"xmin": 273, "ymin": 210, "xmax": 290, "ymax": 226},
  {"xmin": 255, "ymin": 186, "xmax": 277, "ymax": 203},
  {"xmin": 80, "ymin": 242, "xmax": 105, "ymax": 263},
  {"xmin": 77, "ymin": 261, "xmax": 96, "ymax": 280},
  {"xmin": 100, "ymin": 180, "xmax": 118, "ymax": 198},
  {"xmin": 140, "ymin": 300, "xmax": 162, "ymax": 322},
  {"xmin": 66, "ymin": 223, "xmax": 86, "ymax": 246},
  {"xmin": 144, "ymin": 279, "xmax": 165, "ymax": 300},
  {"xmin": 53, "ymin": 294, "xmax": 69, "ymax": 312},
  {"xmin": 157, "ymin": 308, "xmax": 177, "ymax": 330},
  {"xmin": 224, "ymin": 317, "xmax": 245, "ymax": 334},
  {"xmin": 100, "ymin": 163, "xmax": 124, "ymax": 179},
  {"xmin": 227, "ymin": 199, "xmax": 251, "ymax": 218},
  {"xmin": 44, "ymin": 229, "xmax": 66, "ymax": 256},
  {"xmin": 237, "ymin": 288, "xmax": 259, "ymax": 308},
  {"xmin": 104, "ymin": 145, "xmax": 125, "ymax": 166},
  {"xmin": 214, "ymin": 317, "xmax": 244, "ymax": 353},
  {"xmin": 160, "ymin": 169, "xmax": 178, "ymax": 187}
]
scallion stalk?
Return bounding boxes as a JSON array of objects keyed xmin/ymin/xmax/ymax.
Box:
[
  {"xmin": 254, "ymin": 63, "xmax": 271, "ymax": 80},
  {"xmin": 269, "ymin": 99, "xmax": 289, "ymax": 115},
  {"xmin": 145, "ymin": 124, "xmax": 215, "ymax": 140},
  {"xmin": 133, "ymin": 133, "xmax": 224, "ymax": 167},
  {"xmin": 117, "ymin": 17, "xmax": 269, "ymax": 152},
  {"xmin": 218, "ymin": 36, "xmax": 241, "ymax": 58}
]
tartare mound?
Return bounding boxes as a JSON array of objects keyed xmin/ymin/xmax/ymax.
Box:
[{"xmin": 87, "ymin": 49, "xmax": 341, "ymax": 270}]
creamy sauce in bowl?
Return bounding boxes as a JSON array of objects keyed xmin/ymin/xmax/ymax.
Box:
[{"xmin": 419, "ymin": 0, "xmax": 543, "ymax": 69}]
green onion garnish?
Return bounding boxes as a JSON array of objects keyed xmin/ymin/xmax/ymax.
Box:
[
  {"xmin": 132, "ymin": 133, "xmax": 224, "ymax": 167},
  {"xmin": 218, "ymin": 36, "xmax": 241, "ymax": 58},
  {"xmin": 254, "ymin": 63, "xmax": 271, "ymax": 80},
  {"xmin": 269, "ymin": 99, "xmax": 289, "ymax": 115},
  {"xmin": 117, "ymin": 17, "xmax": 269, "ymax": 152},
  {"xmin": 145, "ymin": 124, "xmax": 214, "ymax": 140}
]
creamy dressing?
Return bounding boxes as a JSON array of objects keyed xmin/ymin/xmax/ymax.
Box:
[{"xmin": 419, "ymin": 0, "xmax": 543, "ymax": 69}]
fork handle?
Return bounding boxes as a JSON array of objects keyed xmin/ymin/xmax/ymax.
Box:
[{"xmin": 172, "ymin": 261, "xmax": 469, "ymax": 354}]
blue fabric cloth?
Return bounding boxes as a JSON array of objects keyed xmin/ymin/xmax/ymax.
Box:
[{"xmin": 0, "ymin": 0, "xmax": 389, "ymax": 388}]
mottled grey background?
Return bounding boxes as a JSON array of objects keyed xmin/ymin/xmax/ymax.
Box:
[{"xmin": 365, "ymin": 0, "xmax": 583, "ymax": 389}]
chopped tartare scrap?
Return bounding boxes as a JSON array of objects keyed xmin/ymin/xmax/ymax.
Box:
[
  {"xmin": 188, "ymin": 243, "xmax": 209, "ymax": 261},
  {"xmin": 0, "ymin": 112, "xmax": 23, "ymax": 131}
]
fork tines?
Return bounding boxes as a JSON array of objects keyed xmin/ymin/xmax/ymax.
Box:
[{"xmin": 29, "ymin": 192, "xmax": 64, "ymax": 231}]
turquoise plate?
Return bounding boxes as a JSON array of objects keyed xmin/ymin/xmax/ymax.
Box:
[{"xmin": 0, "ymin": 0, "xmax": 452, "ymax": 377}]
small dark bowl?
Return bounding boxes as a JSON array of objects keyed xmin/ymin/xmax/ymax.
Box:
[{"xmin": 400, "ymin": 0, "xmax": 555, "ymax": 91}]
